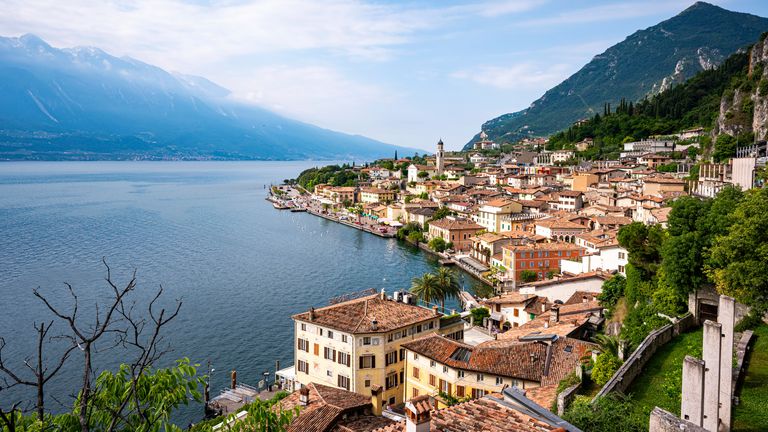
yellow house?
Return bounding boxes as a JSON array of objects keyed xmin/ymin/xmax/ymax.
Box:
[
  {"xmin": 292, "ymin": 291, "xmax": 442, "ymax": 410},
  {"xmin": 401, "ymin": 333, "xmax": 595, "ymax": 408},
  {"xmin": 473, "ymin": 198, "xmax": 523, "ymax": 233},
  {"xmin": 642, "ymin": 176, "xmax": 686, "ymax": 196},
  {"xmin": 571, "ymin": 173, "xmax": 599, "ymax": 192},
  {"xmin": 360, "ymin": 187, "xmax": 396, "ymax": 204}
]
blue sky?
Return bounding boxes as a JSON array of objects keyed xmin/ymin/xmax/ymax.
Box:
[{"xmin": 2, "ymin": 0, "xmax": 768, "ymax": 151}]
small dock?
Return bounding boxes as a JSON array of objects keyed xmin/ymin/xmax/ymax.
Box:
[{"xmin": 438, "ymin": 258, "xmax": 454, "ymax": 266}]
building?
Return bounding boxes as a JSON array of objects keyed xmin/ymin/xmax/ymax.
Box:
[
  {"xmin": 552, "ymin": 149, "xmax": 575, "ymax": 164},
  {"xmin": 292, "ymin": 292, "xmax": 442, "ymax": 409},
  {"xmin": 473, "ymin": 131, "xmax": 499, "ymax": 150},
  {"xmin": 550, "ymin": 191, "xmax": 583, "ymax": 211},
  {"xmin": 571, "ymin": 172, "xmax": 598, "ymax": 192},
  {"xmin": 518, "ymin": 272, "xmax": 611, "ymax": 303},
  {"xmin": 469, "ymin": 232, "xmax": 515, "ymax": 265},
  {"xmin": 274, "ymin": 383, "xmax": 395, "ymax": 432},
  {"xmin": 473, "ymin": 198, "xmax": 523, "ymax": 233},
  {"xmin": 642, "ymin": 176, "xmax": 685, "ymax": 196},
  {"xmin": 407, "ymin": 164, "xmax": 437, "ymax": 183},
  {"xmin": 482, "ymin": 292, "xmax": 541, "ymax": 329},
  {"xmin": 436, "ymin": 139, "xmax": 445, "ymax": 176},
  {"xmin": 360, "ymin": 187, "xmax": 397, "ymax": 204},
  {"xmin": 534, "ymin": 218, "xmax": 587, "ymax": 242},
  {"xmin": 427, "ymin": 218, "xmax": 484, "ymax": 252},
  {"xmin": 501, "ymin": 242, "xmax": 586, "ymax": 285},
  {"xmin": 400, "ymin": 333, "xmax": 595, "ymax": 409}
]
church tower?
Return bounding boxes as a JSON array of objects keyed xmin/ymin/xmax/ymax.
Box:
[{"xmin": 436, "ymin": 139, "xmax": 444, "ymax": 175}]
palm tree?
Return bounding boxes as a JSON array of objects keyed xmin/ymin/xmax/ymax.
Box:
[
  {"xmin": 433, "ymin": 267, "xmax": 461, "ymax": 313},
  {"xmin": 410, "ymin": 273, "xmax": 440, "ymax": 309},
  {"xmin": 592, "ymin": 334, "xmax": 633, "ymax": 359}
]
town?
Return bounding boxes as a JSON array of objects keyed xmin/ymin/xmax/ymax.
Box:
[{"xmin": 247, "ymin": 128, "xmax": 767, "ymax": 432}]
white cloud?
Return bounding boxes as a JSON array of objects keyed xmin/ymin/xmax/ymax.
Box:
[
  {"xmin": 451, "ymin": 62, "xmax": 573, "ymax": 90},
  {"xmin": 517, "ymin": 0, "xmax": 692, "ymax": 26}
]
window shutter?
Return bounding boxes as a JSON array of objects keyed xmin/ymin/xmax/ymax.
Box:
[
  {"xmin": 371, "ymin": 355, "xmax": 376, "ymax": 368},
  {"xmin": 359, "ymin": 356, "xmax": 364, "ymax": 369}
]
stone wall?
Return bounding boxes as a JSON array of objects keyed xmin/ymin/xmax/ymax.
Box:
[
  {"xmin": 556, "ymin": 382, "xmax": 581, "ymax": 416},
  {"xmin": 649, "ymin": 407, "xmax": 708, "ymax": 432},
  {"xmin": 593, "ymin": 313, "xmax": 694, "ymax": 401}
]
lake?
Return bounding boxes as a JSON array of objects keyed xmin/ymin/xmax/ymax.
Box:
[{"xmin": 0, "ymin": 161, "xmax": 473, "ymax": 425}]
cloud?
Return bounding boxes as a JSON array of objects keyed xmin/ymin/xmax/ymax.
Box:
[
  {"xmin": 451, "ymin": 62, "xmax": 573, "ymax": 90},
  {"xmin": 517, "ymin": 0, "xmax": 692, "ymax": 27}
]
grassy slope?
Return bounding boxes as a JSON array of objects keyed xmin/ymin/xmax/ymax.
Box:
[
  {"xmin": 733, "ymin": 324, "xmax": 768, "ymax": 432},
  {"xmin": 624, "ymin": 329, "xmax": 703, "ymax": 420}
]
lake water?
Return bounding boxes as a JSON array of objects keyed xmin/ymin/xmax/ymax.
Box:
[{"xmin": 0, "ymin": 161, "xmax": 471, "ymax": 424}]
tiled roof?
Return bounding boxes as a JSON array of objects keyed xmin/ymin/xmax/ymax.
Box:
[
  {"xmin": 520, "ymin": 271, "xmax": 610, "ymax": 288},
  {"xmin": 502, "ymin": 242, "xmax": 584, "ymax": 253},
  {"xmin": 372, "ymin": 396, "xmax": 560, "ymax": 432},
  {"xmin": 277, "ymin": 383, "xmax": 389, "ymax": 432},
  {"xmin": 428, "ymin": 218, "xmax": 484, "ymax": 231},
  {"xmin": 292, "ymin": 294, "xmax": 439, "ymax": 334},
  {"xmin": 483, "ymin": 292, "xmax": 536, "ymax": 306},
  {"xmin": 535, "ymin": 219, "xmax": 586, "ymax": 230},
  {"xmin": 564, "ymin": 291, "xmax": 599, "ymax": 305}
]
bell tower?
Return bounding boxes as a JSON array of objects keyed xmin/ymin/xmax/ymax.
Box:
[{"xmin": 436, "ymin": 139, "xmax": 444, "ymax": 175}]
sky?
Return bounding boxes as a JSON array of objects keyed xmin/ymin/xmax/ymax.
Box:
[{"xmin": 2, "ymin": 0, "xmax": 768, "ymax": 151}]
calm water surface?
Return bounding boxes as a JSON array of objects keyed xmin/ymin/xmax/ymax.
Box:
[{"xmin": 0, "ymin": 161, "xmax": 470, "ymax": 424}]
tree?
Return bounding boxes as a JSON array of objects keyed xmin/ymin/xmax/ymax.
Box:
[
  {"xmin": 519, "ymin": 270, "xmax": 538, "ymax": 283},
  {"xmin": 0, "ymin": 260, "xmax": 191, "ymax": 432},
  {"xmin": 433, "ymin": 268, "xmax": 461, "ymax": 313},
  {"xmin": 428, "ymin": 237, "xmax": 448, "ymax": 253},
  {"xmin": 591, "ymin": 353, "xmax": 622, "ymax": 387},
  {"xmin": 707, "ymin": 188, "xmax": 768, "ymax": 312},
  {"xmin": 429, "ymin": 207, "xmax": 451, "ymax": 222},
  {"xmin": 470, "ymin": 307, "xmax": 490, "ymax": 326},
  {"xmin": 417, "ymin": 171, "xmax": 429, "ymax": 179},
  {"xmin": 407, "ymin": 231, "xmax": 424, "ymax": 244},
  {"xmin": 713, "ymin": 134, "xmax": 737, "ymax": 162},
  {"xmin": 617, "ymin": 222, "xmax": 664, "ymax": 277},
  {"xmin": 410, "ymin": 273, "xmax": 440, "ymax": 308},
  {"xmin": 597, "ymin": 274, "xmax": 625, "ymax": 309},
  {"xmin": 592, "ymin": 334, "xmax": 621, "ymax": 358},
  {"xmin": 564, "ymin": 394, "xmax": 647, "ymax": 432}
]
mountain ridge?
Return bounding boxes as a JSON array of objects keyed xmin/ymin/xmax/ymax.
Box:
[
  {"xmin": 464, "ymin": 1, "xmax": 768, "ymax": 150},
  {"xmin": 0, "ymin": 34, "xmax": 416, "ymax": 161}
]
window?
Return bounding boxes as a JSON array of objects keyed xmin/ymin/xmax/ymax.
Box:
[
  {"xmin": 413, "ymin": 367, "xmax": 420, "ymax": 379},
  {"xmin": 476, "ymin": 373, "xmax": 484, "ymax": 382},
  {"xmin": 313, "ymin": 344, "xmax": 319, "ymax": 356},
  {"xmin": 297, "ymin": 360, "xmax": 308, "ymax": 374},
  {"xmin": 618, "ymin": 265, "xmax": 625, "ymax": 273},
  {"xmin": 341, "ymin": 334, "xmax": 348, "ymax": 343},
  {"xmin": 513, "ymin": 309, "xmax": 519, "ymax": 317},
  {"xmin": 362, "ymin": 337, "xmax": 371, "ymax": 345},
  {"xmin": 618, "ymin": 251, "xmax": 626, "ymax": 259},
  {"xmin": 412, "ymin": 388, "xmax": 420, "ymax": 398},
  {"xmin": 389, "ymin": 397, "xmax": 395, "ymax": 405},
  {"xmin": 429, "ymin": 374, "xmax": 436, "ymax": 387},
  {"xmin": 402, "ymin": 330, "xmax": 407, "ymax": 338},
  {"xmin": 297, "ymin": 338, "xmax": 309, "ymax": 352},
  {"xmin": 359, "ymin": 355, "xmax": 376, "ymax": 369},
  {"xmin": 327, "ymin": 331, "xmax": 334, "ymax": 339},
  {"xmin": 338, "ymin": 375, "xmax": 350, "ymax": 390},
  {"xmin": 456, "ymin": 385, "xmax": 465, "ymax": 397},
  {"xmin": 457, "ymin": 370, "xmax": 464, "ymax": 379},
  {"xmin": 443, "ymin": 365, "xmax": 448, "ymax": 373},
  {"xmin": 338, "ymin": 352, "xmax": 351, "ymax": 367},
  {"xmin": 472, "ymin": 388, "xmax": 486, "ymax": 399},
  {"xmin": 439, "ymin": 379, "xmax": 451, "ymax": 393},
  {"xmin": 364, "ymin": 379, "xmax": 371, "ymax": 388},
  {"xmin": 430, "ymin": 360, "xmax": 436, "ymax": 368},
  {"xmin": 400, "ymin": 348, "xmax": 405, "ymax": 361},
  {"xmin": 416, "ymin": 324, "xmax": 422, "ymax": 333},
  {"xmin": 318, "ymin": 328, "xmax": 323, "ymax": 336},
  {"xmin": 385, "ymin": 351, "xmax": 398, "ymax": 366},
  {"xmin": 428, "ymin": 321, "xmax": 434, "ymax": 330},
  {"xmin": 385, "ymin": 373, "xmax": 398, "ymax": 390},
  {"xmin": 496, "ymin": 377, "xmax": 503, "ymax": 385},
  {"xmin": 324, "ymin": 347, "xmax": 336, "ymax": 361},
  {"xmin": 300, "ymin": 323, "xmax": 306, "ymax": 331},
  {"xmin": 326, "ymin": 370, "xmax": 333, "ymax": 377},
  {"xmin": 413, "ymin": 353, "xmax": 419, "ymax": 360}
]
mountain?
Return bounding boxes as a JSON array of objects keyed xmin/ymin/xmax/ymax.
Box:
[
  {"xmin": 464, "ymin": 2, "xmax": 768, "ymax": 150},
  {"xmin": 0, "ymin": 34, "xmax": 415, "ymax": 160}
]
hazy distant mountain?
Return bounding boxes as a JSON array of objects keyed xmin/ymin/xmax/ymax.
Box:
[
  {"xmin": 0, "ymin": 34, "xmax": 415, "ymax": 160},
  {"xmin": 464, "ymin": 2, "xmax": 768, "ymax": 149}
]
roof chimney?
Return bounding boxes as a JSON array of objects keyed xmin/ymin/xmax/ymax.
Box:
[
  {"xmin": 405, "ymin": 395, "xmax": 431, "ymax": 432},
  {"xmin": 550, "ymin": 305, "xmax": 560, "ymax": 324},
  {"xmin": 432, "ymin": 305, "xmax": 439, "ymax": 316},
  {"xmin": 299, "ymin": 387, "xmax": 310, "ymax": 406},
  {"xmin": 371, "ymin": 318, "xmax": 378, "ymax": 331},
  {"xmin": 230, "ymin": 370, "xmax": 237, "ymax": 390},
  {"xmin": 380, "ymin": 288, "xmax": 386, "ymax": 300},
  {"xmin": 371, "ymin": 385, "xmax": 383, "ymax": 416},
  {"xmin": 309, "ymin": 307, "xmax": 315, "ymax": 321}
]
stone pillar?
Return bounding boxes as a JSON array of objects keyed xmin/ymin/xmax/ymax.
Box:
[
  {"xmin": 718, "ymin": 295, "xmax": 736, "ymax": 432},
  {"xmin": 703, "ymin": 320, "xmax": 722, "ymax": 432},
  {"xmin": 681, "ymin": 356, "xmax": 705, "ymax": 426}
]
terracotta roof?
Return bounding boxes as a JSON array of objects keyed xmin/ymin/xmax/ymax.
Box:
[
  {"xmin": 535, "ymin": 219, "xmax": 586, "ymax": 230},
  {"xmin": 483, "ymin": 292, "xmax": 536, "ymax": 306},
  {"xmin": 428, "ymin": 218, "xmax": 484, "ymax": 231},
  {"xmin": 277, "ymin": 383, "xmax": 390, "ymax": 432},
  {"xmin": 484, "ymin": 198, "xmax": 521, "ymax": 208},
  {"xmin": 643, "ymin": 176, "xmax": 685, "ymax": 184},
  {"xmin": 650, "ymin": 206, "xmax": 672, "ymax": 222},
  {"xmin": 502, "ymin": 242, "xmax": 584, "ymax": 253},
  {"xmin": 524, "ymin": 384, "xmax": 559, "ymax": 409},
  {"xmin": 520, "ymin": 271, "xmax": 610, "ymax": 288},
  {"xmin": 591, "ymin": 216, "xmax": 632, "ymax": 226},
  {"xmin": 292, "ymin": 294, "xmax": 439, "ymax": 334},
  {"xmin": 373, "ymin": 396, "xmax": 561, "ymax": 432}
]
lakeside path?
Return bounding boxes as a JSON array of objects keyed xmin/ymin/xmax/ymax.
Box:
[{"xmin": 267, "ymin": 185, "xmax": 497, "ymax": 288}]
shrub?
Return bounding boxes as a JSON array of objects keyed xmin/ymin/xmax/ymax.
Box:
[
  {"xmin": 597, "ymin": 274, "xmax": 626, "ymax": 309},
  {"xmin": 592, "ymin": 353, "xmax": 622, "ymax": 387},
  {"xmin": 563, "ymin": 394, "xmax": 647, "ymax": 432},
  {"xmin": 428, "ymin": 237, "xmax": 448, "ymax": 252},
  {"xmin": 735, "ymin": 307, "xmax": 766, "ymax": 332},
  {"xmin": 470, "ymin": 307, "xmax": 490, "ymax": 326},
  {"xmin": 520, "ymin": 270, "xmax": 538, "ymax": 283}
]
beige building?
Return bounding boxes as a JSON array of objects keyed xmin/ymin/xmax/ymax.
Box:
[
  {"xmin": 360, "ymin": 187, "xmax": 396, "ymax": 204},
  {"xmin": 473, "ymin": 198, "xmax": 523, "ymax": 233},
  {"xmin": 292, "ymin": 292, "xmax": 443, "ymax": 409},
  {"xmin": 427, "ymin": 218, "xmax": 484, "ymax": 252},
  {"xmin": 642, "ymin": 176, "xmax": 686, "ymax": 196}
]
